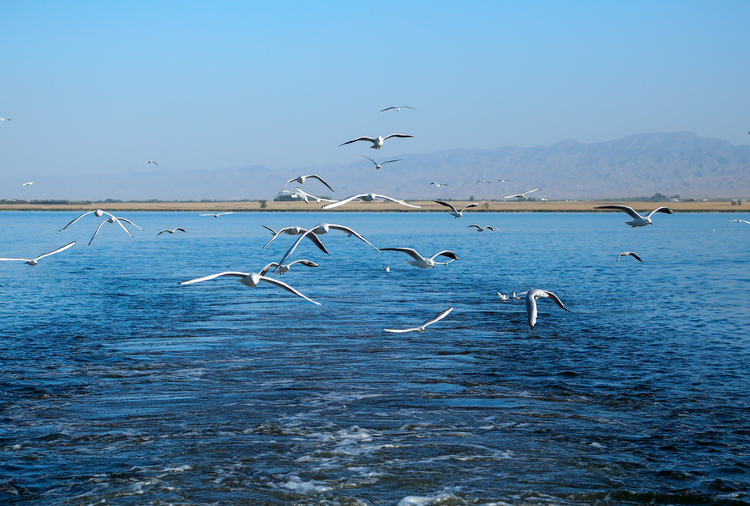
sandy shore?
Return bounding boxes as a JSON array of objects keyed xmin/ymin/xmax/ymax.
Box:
[{"xmin": 0, "ymin": 200, "xmax": 747, "ymax": 213}]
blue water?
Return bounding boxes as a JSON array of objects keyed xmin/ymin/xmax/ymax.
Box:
[{"xmin": 1, "ymin": 210, "xmax": 749, "ymax": 505}]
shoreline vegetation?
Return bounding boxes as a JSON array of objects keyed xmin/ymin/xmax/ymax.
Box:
[{"xmin": 0, "ymin": 200, "xmax": 746, "ymax": 213}]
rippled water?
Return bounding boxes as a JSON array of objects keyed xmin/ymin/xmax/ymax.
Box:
[{"xmin": 1, "ymin": 210, "xmax": 749, "ymax": 505}]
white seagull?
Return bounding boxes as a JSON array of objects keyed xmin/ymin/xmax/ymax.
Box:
[
  {"xmin": 497, "ymin": 292, "xmax": 510, "ymax": 301},
  {"xmin": 59, "ymin": 209, "xmax": 112, "ymax": 231},
  {"xmin": 380, "ymin": 106, "xmax": 415, "ymax": 112},
  {"xmin": 616, "ymin": 251, "xmax": 643, "ymax": 264},
  {"xmin": 477, "ymin": 179, "xmax": 490, "ymax": 184},
  {"xmin": 379, "ymin": 247, "xmax": 459, "ymax": 269},
  {"xmin": 262, "ymin": 225, "xmax": 329, "ymax": 254},
  {"xmin": 145, "ymin": 160, "xmax": 158, "ymax": 166},
  {"xmin": 294, "ymin": 187, "xmax": 335, "ymax": 204},
  {"xmin": 0, "ymin": 241, "xmax": 75, "ymax": 266},
  {"xmin": 258, "ymin": 259, "xmax": 319, "ymax": 275},
  {"xmin": 283, "ymin": 174, "xmax": 334, "ymax": 193},
  {"xmin": 276, "ymin": 223, "xmax": 378, "ymax": 269},
  {"xmin": 498, "ymin": 179, "xmax": 509, "ymax": 182},
  {"xmin": 525, "ymin": 289, "xmax": 570, "ymax": 329},
  {"xmin": 433, "ymin": 200, "xmax": 479, "ymax": 218},
  {"xmin": 594, "ymin": 205, "xmax": 674, "ymax": 227},
  {"xmin": 0, "ymin": 117, "xmax": 10, "ymax": 121},
  {"xmin": 430, "ymin": 182, "xmax": 449, "ymax": 187},
  {"xmin": 339, "ymin": 134, "xmax": 413, "ymax": 150},
  {"xmin": 157, "ymin": 227, "xmax": 187, "ymax": 235},
  {"xmin": 359, "ymin": 154, "xmax": 402, "ymax": 170},
  {"xmin": 179, "ymin": 271, "xmax": 320, "ymax": 305},
  {"xmin": 467, "ymin": 224, "xmax": 495, "ymax": 232},
  {"xmin": 322, "ymin": 193, "xmax": 421, "ymax": 210},
  {"xmin": 504, "ymin": 188, "xmax": 539, "ymax": 200},
  {"xmin": 89, "ymin": 216, "xmax": 143, "ymax": 245},
  {"xmin": 384, "ymin": 307, "xmax": 453, "ymax": 334},
  {"xmin": 200, "ymin": 212, "xmax": 235, "ymax": 218},
  {"xmin": 22, "ymin": 182, "xmax": 34, "ymax": 186},
  {"xmin": 384, "ymin": 265, "xmax": 390, "ymax": 272},
  {"xmin": 730, "ymin": 219, "xmax": 749, "ymax": 224}
]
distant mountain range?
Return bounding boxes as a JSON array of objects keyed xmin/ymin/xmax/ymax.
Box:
[{"xmin": 3, "ymin": 132, "xmax": 749, "ymax": 202}]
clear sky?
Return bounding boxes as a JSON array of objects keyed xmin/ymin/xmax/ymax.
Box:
[{"xmin": 1, "ymin": 1, "xmax": 749, "ymax": 178}]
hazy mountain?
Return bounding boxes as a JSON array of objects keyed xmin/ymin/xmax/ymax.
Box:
[{"xmin": 3, "ymin": 132, "xmax": 749, "ymax": 202}]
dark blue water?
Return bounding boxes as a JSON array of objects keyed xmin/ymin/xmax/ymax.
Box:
[{"xmin": 1, "ymin": 211, "xmax": 749, "ymax": 505}]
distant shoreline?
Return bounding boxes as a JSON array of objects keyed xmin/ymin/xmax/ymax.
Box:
[{"xmin": 0, "ymin": 200, "xmax": 747, "ymax": 213}]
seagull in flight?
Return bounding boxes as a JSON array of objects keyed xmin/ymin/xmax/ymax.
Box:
[
  {"xmin": 497, "ymin": 292, "xmax": 510, "ymax": 301},
  {"xmin": 430, "ymin": 182, "xmax": 449, "ymax": 187},
  {"xmin": 180, "ymin": 270, "xmax": 320, "ymax": 305},
  {"xmin": 200, "ymin": 212, "xmax": 235, "ymax": 218},
  {"xmin": 145, "ymin": 160, "xmax": 158, "ymax": 166},
  {"xmin": 258, "ymin": 259, "xmax": 319, "ymax": 275},
  {"xmin": 283, "ymin": 174, "xmax": 334, "ymax": 193},
  {"xmin": 467, "ymin": 224, "xmax": 495, "ymax": 232},
  {"xmin": 157, "ymin": 227, "xmax": 187, "ymax": 235},
  {"xmin": 380, "ymin": 247, "xmax": 459, "ymax": 269},
  {"xmin": 595, "ymin": 205, "xmax": 674, "ymax": 227},
  {"xmin": 276, "ymin": 223, "xmax": 378, "ymax": 270},
  {"xmin": 384, "ymin": 307, "xmax": 453, "ymax": 334},
  {"xmin": 0, "ymin": 117, "xmax": 10, "ymax": 121},
  {"xmin": 498, "ymin": 179, "xmax": 509, "ymax": 182},
  {"xmin": 59, "ymin": 209, "xmax": 112, "ymax": 231},
  {"xmin": 525, "ymin": 289, "xmax": 570, "ymax": 329},
  {"xmin": 730, "ymin": 219, "xmax": 749, "ymax": 224},
  {"xmin": 89, "ymin": 216, "xmax": 143, "ymax": 245},
  {"xmin": 433, "ymin": 200, "xmax": 479, "ymax": 218},
  {"xmin": 477, "ymin": 180, "xmax": 490, "ymax": 184},
  {"xmin": 0, "ymin": 241, "xmax": 75, "ymax": 266},
  {"xmin": 322, "ymin": 193, "xmax": 420, "ymax": 210},
  {"xmin": 294, "ymin": 187, "xmax": 335, "ymax": 204},
  {"xmin": 616, "ymin": 251, "xmax": 643, "ymax": 264},
  {"xmin": 262, "ymin": 225, "xmax": 330, "ymax": 253},
  {"xmin": 22, "ymin": 182, "xmax": 34, "ymax": 186},
  {"xmin": 339, "ymin": 134, "xmax": 413, "ymax": 150},
  {"xmin": 359, "ymin": 154, "xmax": 402, "ymax": 170},
  {"xmin": 380, "ymin": 106, "xmax": 415, "ymax": 112},
  {"xmin": 504, "ymin": 188, "xmax": 539, "ymax": 200}
]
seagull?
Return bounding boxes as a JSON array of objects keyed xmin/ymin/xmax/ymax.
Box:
[
  {"xmin": 294, "ymin": 187, "xmax": 335, "ymax": 204},
  {"xmin": 525, "ymin": 289, "xmax": 570, "ymax": 329},
  {"xmin": 22, "ymin": 182, "xmax": 34, "ymax": 186},
  {"xmin": 322, "ymin": 193, "xmax": 421, "ymax": 210},
  {"xmin": 157, "ymin": 227, "xmax": 187, "ymax": 235},
  {"xmin": 145, "ymin": 160, "xmax": 158, "ymax": 166},
  {"xmin": 59, "ymin": 209, "xmax": 112, "ymax": 231},
  {"xmin": 384, "ymin": 265, "xmax": 390, "ymax": 272},
  {"xmin": 339, "ymin": 134, "xmax": 413, "ymax": 150},
  {"xmin": 433, "ymin": 200, "xmax": 479, "ymax": 218},
  {"xmin": 276, "ymin": 223, "xmax": 378, "ymax": 270},
  {"xmin": 498, "ymin": 179, "xmax": 509, "ymax": 182},
  {"xmin": 200, "ymin": 212, "xmax": 235, "ymax": 218},
  {"xmin": 497, "ymin": 292, "xmax": 510, "ymax": 301},
  {"xmin": 0, "ymin": 241, "xmax": 75, "ymax": 266},
  {"xmin": 262, "ymin": 225, "xmax": 329, "ymax": 254},
  {"xmin": 0, "ymin": 117, "xmax": 10, "ymax": 121},
  {"xmin": 380, "ymin": 106, "xmax": 415, "ymax": 112},
  {"xmin": 258, "ymin": 259, "xmax": 319, "ymax": 275},
  {"xmin": 379, "ymin": 247, "xmax": 459, "ymax": 269},
  {"xmin": 430, "ymin": 182, "xmax": 449, "ymax": 187},
  {"xmin": 359, "ymin": 154, "xmax": 402, "ymax": 170},
  {"xmin": 594, "ymin": 205, "xmax": 674, "ymax": 227},
  {"xmin": 616, "ymin": 252, "xmax": 643, "ymax": 264},
  {"xmin": 467, "ymin": 224, "xmax": 495, "ymax": 232},
  {"xmin": 89, "ymin": 216, "xmax": 143, "ymax": 245},
  {"xmin": 283, "ymin": 174, "xmax": 334, "ymax": 193},
  {"xmin": 512, "ymin": 291, "xmax": 527, "ymax": 300},
  {"xmin": 384, "ymin": 307, "xmax": 453, "ymax": 334},
  {"xmin": 477, "ymin": 180, "xmax": 490, "ymax": 184},
  {"xmin": 179, "ymin": 271, "xmax": 320, "ymax": 305},
  {"xmin": 730, "ymin": 219, "xmax": 750, "ymax": 224},
  {"xmin": 504, "ymin": 188, "xmax": 539, "ymax": 200}
]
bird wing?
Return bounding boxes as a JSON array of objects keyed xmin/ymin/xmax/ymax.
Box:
[
  {"xmin": 431, "ymin": 250, "xmax": 459, "ymax": 262},
  {"xmin": 33, "ymin": 241, "xmax": 75, "ymax": 261},
  {"xmin": 422, "ymin": 306, "xmax": 454, "ymax": 328},
  {"xmin": 382, "ymin": 133, "xmax": 413, "ymax": 140},
  {"xmin": 485, "ymin": 226, "xmax": 496, "ymax": 231},
  {"xmin": 359, "ymin": 154, "xmax": 377, "ymax": 166},
  {"xmin": 157, "ymin": 230, "xmax": 169, "ymax": 235},
  {"xmin": 304, "ymin": 232, "xmax": 329, "ymax": 255},
  {"xmin": 504, "ymin": 193, "xmax": 522, "ymax": 199},
  {"xmin": 295, "ymin": 188, "xmax": 335, "ymax": 203},
  {"xmin": 88, "ymin": 220, "xmax": 109, "ymax": 245},
  {"xmin": 219, "ymin": 212, "xmax": 234, "ymax": 216},
  {"xmin": 304, "ymin": 175, "xmax": 334, "ymax": 193},
  {"xmin": 379, "ymin": 247, "xmax": 423, "ymax": 261},
  {"xmin": 467, "ymin": 225, "xmax": 481, "ymax": 229},
  {"xmin": 433, "ymin": 200, "xmax": 458, "ymax": 213},
  {"xmin": 544, "ymin": 291, "xmax": 570, "ymax": 312},
  {"xmin": 383, "ymin": 327, "xmax": 418, "ymax": 333},
  {"xmin": 322, "ymin": 194, "xmax": 365, "ymax": 210},
  {"xmin": 258, "ymin": 262, "xmax": 279, "ymax": 276},
  {"xmin": 328, "ymin": 224, "xmax": 378, "ymax": 250},
  {"xmin": 179, "ymin": 271, "xmax": 249, "ymax": 285},
  {"xmin": 175, "ymin": 228, "xmax": 186, "ymax": 233},
  {"xmin": 380, "ymin": 107, "xmax": 397, "ymax": 113},
  {"xmin": 339, "ymin": 136, "xmax": 375, "ymax": 147},
  {"xmin": 460, "ymin": 203, "xmax": 479, "ymax": 212},
  {"xmin": 112, "ymin": 218, "xmax": 135, "ymax": 237},
  {"xmin": 59, "ymin": 211, "xmax": 94, "ymax": 231},
  {"xmin": 594, "ymin": 205, "xmax": 642, "ymax": 220},
  {"xmin": 645, "ymin": 206, "xmax": 674, "ymax": 219},
  {"xmin": 381, "ymin": 159, "xmax": 402, "ymax": 165},
  {"xmin": 263, "ymin": 226, "xmax": 302, "ymax": 249},
  {"xmin": 0, "ymin": 256, "xmax": 29, "ymax": 262},
  {"xmin": 522, "ymin": 188, "xmax": 540, "ymax": 196},
  {"xmin": 629, "ymin": 252, "xmax": 644, "ymax": 263},
  {"xmin": 275, "ymin": 229, "xmax": 321, "ymax": 269},
  {"xmin": 263, "ymin": 225, "xmax": 277, "ymax": 235},
  {"xmin": 257, "ymin": 276, "xmax": 321, "ymax": 305},
  {"xmin": 118, "ymin": 218, "xmax": 143, "ymax": 231},
  {"xmin": 371, "ymin": 194, "xmax": 421, "ymax": 208},
  {"xmin": 289, "ymin": 259, "xmax": 319, "ymax": 268}
]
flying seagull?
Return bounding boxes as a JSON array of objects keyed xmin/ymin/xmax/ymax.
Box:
[
  {"xmin": 294, "ymin": 187, "xmax": 335, "ymax": 204},
  {"xmin": 467, "ymin": 224, "xmax": 495, "ymax": 232},
  {"xmin": 22, "ymin": 182, "xmax": 34, "ymax": 186},
  {"xmin": 339, "ymin": 134, "xmax": 413, "ymax": 150},
  {"xmin": 322, "ymin": 193, "xmax": 420, "ymax": 210},
  {"xmin": 0, "ymin": 241, "xmax": 75, "ymax": 266},
  {"xmin": 157, "ymin": 227, "xmax": 187, "ymax": 235},
  {"xmin": 359, "ymin": 154, "xmax": 402, "ymax": 170},
  {"xmin": 89, "ymin": 216, "xmax": 143, "ymax": 245},
  {"xmin": 275, "ymin": 223, "xmax": 378, "ymax": 270},
  {"xmin": 730, "ymin": 219, "xmax": 749, "ymax": 224},
  {"xmin": 200, "ymin": 212, "xmax": 235, "ymax": 218},
  {"xmin": 525, "ymin": 289, "xmax": 570, "ymax": 329},
  {"xmin": 505, "ymin": 188, "xmax": 539, "ymax": 200},
  {"xmin": 433, "ymin": 200, "xmax": 479, "ymax": 218},
  {"xmin": 384, "ymin": 307, "xmax": 453, "ymax": 334},
  {"xmin": 595, "ymin": 205, "xmax": 674, "ymax": 227},
  {"xmin": 430, "ymin": 182, "xmax": 449, "ymax": 187},
  {"xmin": 145, "ymin": 160, "xmax": 158, "ymax": 166},
  {"xmin": 477, "ymin": 180, "xmax": 490, "ymax": 184},
  {"xmin": 497, "ymin": 292, "xmax": 510, "ymax": 301},
  {"xmin": 380, "ymin": 106, "xmax": 415, "ymax": 112},
  {"xmin": 258, "ymin": 259, "xmax": 319, "ymax": 276},
  {"xmin": 283, "ymin": 174, "xmax": 334, "ymax": 193},
  {"xmin": 179, "ymin": 271, "xmax": 320, "ymax": 305},
  {"xmin": 0, "ymin": 117, "xmax": 10, "ymax": 121},
  {"xmin": 616, "ymin": 251, "xmax": 643, "ymax": 264},
  {"xmin": 59, "ymin": 209, "xmax": 113, "ymax": 231},
  {"xmin": 498, "ymin": 179, "xmax": 509, "ymax": 182},
  {"xmin": 379, "ymin": 247, "xmax": 459, "ymax": 269},
  {"xmin": 262, "ymin": 225, "xmax": 329, "ymax": 254}
]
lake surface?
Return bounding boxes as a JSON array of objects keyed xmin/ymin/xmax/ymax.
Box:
[{"xmin": 1, "ymin": 211, "xmax": 749, "ymax": 505}]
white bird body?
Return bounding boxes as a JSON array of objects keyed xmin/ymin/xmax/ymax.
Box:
[
  {"xmin": 525, "ymin": 289, "xmax": 570, "ymax": 329},
  {"xmin": 157, "ymin": 227, "xmax": 187, "ymax": 235},
  {"xmin": 595, "ymin": 205, "xmax": 674, "ymax": 227},
  {"xmin": 504, "ymin": 188, "xmax": 539, "ymax": 200},
  {"xmin": 433, "ymin": 200, "xmax": 479, "ymax": 218},
  {"xmin": 384, "ymin": 307, "xmax": 453, "ymax": 333},
  {"xmin": 380, "ymin": 247, "xmax": 458, "ymax": 269},
  {"xmin": 359, "ymin": 154, "xmax": 402, "ymax": 170},
  {"xmin": 179, "ymin": 271, "xmax": 320, "ymax": 305},
  {"xmin": 200, "ymin": 212, "xmax": 235, "ymax": 218},
  {"xmin": 0, "ymin": 241, "xmax": 75, "ymax": 266},
  {"xmin": 276, "ymin": 223, "xmax": 378, "ymax": 270},
  {"xmin": 283, "ymin": 174, "xmax": 334, "ymax": 193},
  {"xmin": 339, "ymin": 134, "xmax": 413, "ymax": 150},
  {"xmin": 467, "ymin": 224, "xmax": 495, "ymax": 232},
  {"xmin": 323, "ymin": 193, "xmax": 420, "ymax": 210},
  {"xmin": 616, "ymin": 251, "xmax": 643, "ymax": 263}
]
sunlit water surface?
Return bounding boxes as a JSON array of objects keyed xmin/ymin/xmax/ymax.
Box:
[{"xmin": 1, "ymin": 211, "xmax": 749, "ymax": 505}]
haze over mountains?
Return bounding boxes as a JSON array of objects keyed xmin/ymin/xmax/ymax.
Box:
[{"xmin": 3, "ymin": 132, "xmax": 749, "ymax": 202}]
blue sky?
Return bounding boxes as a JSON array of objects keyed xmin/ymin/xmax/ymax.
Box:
[{"xmin": 1, "ymin": 1, "xmax": 749, "ymax": 177}]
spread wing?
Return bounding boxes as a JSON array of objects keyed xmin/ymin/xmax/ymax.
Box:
[
  {"xmin": 327, "ymin": 224, "xmax": 378, "ymax": 250},
  {"xmin": 118, "ymin": 218, "xmax": 143, "ymax": 231},
  {"xmin": 322, "ymin": 194, "xmax": 366, "ymax": 210},
  {"xmin": 431, "ymin": 250, "xmax": 459, "ymax": 262},
  {"xmin": 433, "ymin": 200, "xmax": 458, "ymax": 213},
  {"xmin": 258, "ymin": 262, "xmax": 279, "ymax": 276},
  {"xmin": 88, "ymin": 220, "xmax": 109, "ymax": 245},
  {"xmin": 646, "ymin": 206, "xmax": 674, "ymax": 219},
  {"xmin": 339, "ymin": 136, "xmax": 375, "ymax": 147},
  {"xmin": 594, "ymin": 205, "xmax": 642, "ymax": 220},
  {"xmin": 382, "ymin": 133, "xmax": 413, "ymax": 141},
  {"xmin": 371, "ymin": 194, "xmax": 421, "ymax": 209},
  {"xmin": 258, "ymin": 276, "xmax": 321, "ymax": 305},
  {"xmin": 460, "ymin": 203, "xmax": 479, "ymax": 212},
  {"xmin": 379, "ymin": 247, "xmax": 423, "ymax": 261},
  {"xmin": 179, "ymin": 271, "xmax": 249, "ymax": 285},
  {"xmin": 288, "ymin": 259, "xmax": 319, "ymax": 268},
  {"xmin": 383, "ymin": 327, "xmax": 419, "ymax": 333},
  {"xmin": 422, "ymin": 306, "xmax": 454, "ymax": 328},
  {"xmin": 263, "ymin": 225, "xmax": 277, "ymax": 235},
  {"xmin": 58, "ymin": 211, "xmax": 94, "ymax": 231},
  {"xmin": 34, "ymin": 241, "xmax": 75, "ymax": 261},
  {"xmin": 304, "ymin": 174, "xmax": 334, "ymax": 193},
  {"xmin": 544, "ymin": 291, "xmax": 570, "ymax": 312}
]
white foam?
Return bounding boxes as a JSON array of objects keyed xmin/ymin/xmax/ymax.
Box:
[
  {"xmin": 162, "ymin": 464, "xmax": 192, "ymax": 472},
  {"xmin": 277, "ymin": 475, "xmax": 332, "ymax": 493}
]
